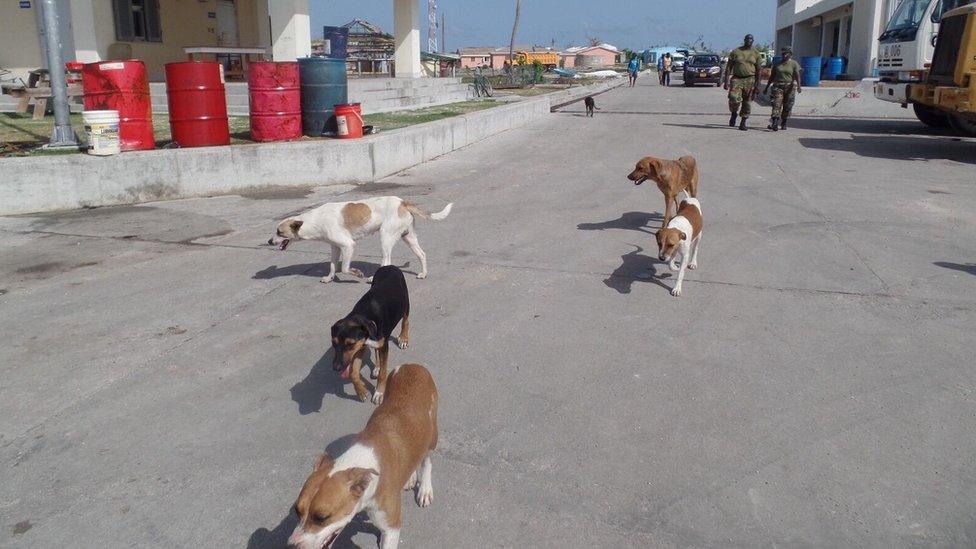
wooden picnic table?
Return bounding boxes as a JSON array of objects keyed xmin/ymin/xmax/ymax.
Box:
[
  {"xmin": 184, "ymin": 46, "xmax": 268, "ymax": 80},
  {"xmin": 2, "ymin": 83, "xmax": 83, "ymax": 120}
]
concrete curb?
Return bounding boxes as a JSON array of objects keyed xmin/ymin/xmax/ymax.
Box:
[{"xmin": 0, "ymin": 80, "xmax": 621, "ymax": 215}]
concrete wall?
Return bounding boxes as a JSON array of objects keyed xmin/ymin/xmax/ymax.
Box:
[
  {"xmin": 0, "ymin": 80, "xmax": 621, "ymax": 215},
  {"xmin": 0, "ymin": 2, "xmax": 45, "ymax": 83}
]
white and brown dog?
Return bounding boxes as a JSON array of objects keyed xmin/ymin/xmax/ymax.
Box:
[
  {"xmin": 655, "ymin": 197, "xmax": 703, "ymax": 297},
  {"xmin": 270, "ymin": 196, "xmax": 453, "ymax": 283},
  {"xmin": 288, "ymin": 364, "xmax": 438, "ymax": 549}
]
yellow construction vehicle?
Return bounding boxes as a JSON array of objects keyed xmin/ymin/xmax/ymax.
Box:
[
  {"xmin": 909, "ymin": 3, "xmax": 976, "ymax": 135},
  {"xmin": 514, "ymin": 51, "xmax": 559, "ymax": 68}
]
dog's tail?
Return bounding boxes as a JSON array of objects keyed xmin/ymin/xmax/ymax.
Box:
[{"xmin": 404, "ymin": 201, "xmax": 453, "ymax": 221}]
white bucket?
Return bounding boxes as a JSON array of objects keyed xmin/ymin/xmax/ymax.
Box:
[{"xmin": 82, "ymin": 110, "xmax": 121, "ymax": 156}]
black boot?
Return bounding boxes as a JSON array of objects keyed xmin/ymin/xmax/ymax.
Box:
[
  {"xmin": 768, "ymin": 116, "xmax": 779, "ymax": 131},
  {"xmin": 739, "ymin": 116, "xmax": 748, "ymax": 131},
  {"xmin": 729, "ymin": 113, "xmax": 738, "ymax": 127},
  {"xmin": 780, "ymin": 116, "xmax": 788, "ymax": 130}
]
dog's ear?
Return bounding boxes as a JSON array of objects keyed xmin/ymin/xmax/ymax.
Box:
[
  {"xmin": 347, "ymin": 468, "xmax": 379, "ymax": 497},
  {"xmin": 289, "ymin": 219, "xmax": 303, "ymax": 235},
  {"xmin": 313, "ymin": 452, "xmax": 333, "ymax": 472},
  {"xmin": 648, "ymin": 158, "xmax": 665, "ymax": 178},
  {"xmin": 362, "ymin": 318, "xmax": 378, "ymax": 341},
  {"xmin": 362, "ymin": 319, "xmax": 384, "ymax": 349}
]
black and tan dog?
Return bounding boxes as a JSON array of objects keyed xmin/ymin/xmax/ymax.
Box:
[{"xmin": 331, "ymin": 266, "xmax": 410, "ymax": 404}]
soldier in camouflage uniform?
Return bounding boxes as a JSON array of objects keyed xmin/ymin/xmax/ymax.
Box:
[
  {"xmin": 723, "ymin": 34, "xmax": 763, "ymax": 131},
  {"xmin": 764, "ymin": 46, "xmax": 803, "ymax": 131}
]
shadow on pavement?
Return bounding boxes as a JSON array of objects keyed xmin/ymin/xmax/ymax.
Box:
[
  {"xmin": 578, "ymin": 211, "xmax": 662, "ymax": 234},
  {"xmin": 663, "ymin": 117, "xmax": 962, "ymax": 136},
  {"xmin": 934, "ymin": 261, "xmax": 976, "ymax": 276},
  {"xmin": 798, "ymin": 135, "xmax": 976, "ymax": 164},
  {"xmin": 604, "ymin": 245, "xmax": 671, "ymax": 294},
  {"xmin": 290, "ymin": 347, "xmax": 371, "ymax": 414},
  {"xmin": 661, "ymin": 122, "xmax": 735, "ymax": 131},
  {"xmin": 253, "ymin": 261, "xmax": 379, "ymax": 282},
  {"xmin": 246, "ymin": 509, "xmax": 298, "ymax": 549},
  {"xmin": 783, "ymin": 116, "xmax": 959, "ymax": 135},
  {"xmin": 246, "ymin": 434, "xmax": 378, "ymax": 549}
]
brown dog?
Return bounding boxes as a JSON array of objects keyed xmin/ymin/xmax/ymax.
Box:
[
  {"xmin": 288, "ymin": 364, "xmax": 438, "ymax": 549},
  {"xmin": 627, "ymin": 155, "xmax": 700, "ymax": 227}
]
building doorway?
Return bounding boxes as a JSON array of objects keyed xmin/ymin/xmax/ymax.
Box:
[{"xmin": 216, "ymin": 0, "xmax": 239, "ymax": 46}]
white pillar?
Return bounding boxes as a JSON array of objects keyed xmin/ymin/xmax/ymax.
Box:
[
  {"xmin": 849, "ymin": 0, "xmax": 881, "ymax": 78},
  {"xmin": 394, "ymin": 0, "xmax": 422, "ymax": 78},
  {"xmin": 68, "ymin": 0, "xmax": 100, "ymax": 62},
  {"xmin": 270, "ymin": 0, "xmax": 311, "ymax": 61},
  {"xmin": 256, "ymin": 0, "xmax": 272, "ymax": 51}
]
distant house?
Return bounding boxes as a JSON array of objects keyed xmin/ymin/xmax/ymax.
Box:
[
  {"xmin": 459, "ymin": 47, "xmax": 494, "ymax": 69},
  {"xmin": 421, "ymin": 51, "xmax": 460, "ymax": 77},
  {"xmin": 343, "ymin": 19, "xmax": 395, "ymax": 75},
  {"xmin": 559, "ymin": 44, "xmax": 619, "ymax": 69}
]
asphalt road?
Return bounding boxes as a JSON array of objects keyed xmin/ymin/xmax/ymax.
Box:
[{"xmin": 2, "ymin": 77, "xmax": 976, "ymax": 548}]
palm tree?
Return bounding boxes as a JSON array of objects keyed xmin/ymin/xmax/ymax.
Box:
[{"xmin": 507, "ymin": 0, "xmax": 521, "ymax": 80}]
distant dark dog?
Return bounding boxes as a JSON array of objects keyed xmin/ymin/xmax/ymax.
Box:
[
  {"xmin": 330, "ymin": 266, "xmax": 410, "ymax": 404},
  {"xmin": 584, "ymin": 96, "xmax": 598, "ymax": 117}
]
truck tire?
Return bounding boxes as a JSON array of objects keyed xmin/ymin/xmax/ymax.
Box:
[
  {"xmin": 948, "ymin": 114, "xmax": 976, "ymax": 137},
  {"xmin": 913, "ymin": 103, "xmax": 951, "ymax": 128}
]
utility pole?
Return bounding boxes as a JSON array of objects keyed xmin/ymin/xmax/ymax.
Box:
[
  {"xmin": 39, "ymin": 0, "xmax": 78, "ymax": 148},
  {"xmin": 441, "ymin": 13, "xmax": 445, "ymax": 53}
]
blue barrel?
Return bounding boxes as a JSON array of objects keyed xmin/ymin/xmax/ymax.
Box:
[
  {"xmin": 322, "ymin": 26, "xmax": 349, "ymax": 59},
  {"xmin": 823, "ymin": 56, "xmax": 845, "ymax": 80},
  {"xmin": 298, "ymin": 57, "xmax": 348, "ymax": 136},
  {"xmin": 800, "ymin": 56, "xmax": 821, "ymax": 87}
]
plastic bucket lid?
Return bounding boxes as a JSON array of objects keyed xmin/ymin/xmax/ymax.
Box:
[{"xmin": 82, "ymin": 109, "xmax": 120, "ymax": 122}]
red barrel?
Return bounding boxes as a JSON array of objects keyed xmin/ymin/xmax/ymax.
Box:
[
  {"xmin": 334, "ymin": 103, "xmax": 363, "ymax": 139},
  {"xmin": 164, "ymin": 62, "xmax": 230, "ymax": 148},
  {"xmin": 81, "ymin": 60, "xmax": 154, "ymax": 151},
  {"xmin": 66, "ymin": 62, "xmax": 84, "ymax": 85},
  {"xmin": 248, "ymin": 62, "xmax": 301, "ymax": 142}
]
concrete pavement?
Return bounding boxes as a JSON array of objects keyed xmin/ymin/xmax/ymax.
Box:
[{"xmin": 2, "ymin": 74, "xmax": 976, "ymax": 548}]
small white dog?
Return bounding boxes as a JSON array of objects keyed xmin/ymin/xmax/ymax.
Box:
[
  {"xmin": 655, "ymin": 197, "xmax": 702, "ymax": 297},
  {"xmin": 270, "ymin": 196, "xmax": 452, "ymax": 283}
]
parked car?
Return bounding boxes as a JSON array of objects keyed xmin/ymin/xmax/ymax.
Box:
[
  {"xmin": 683, "ymin": 54, "xmax": 723, "ymax": 86},
  {"xmin": 671, "ymin": 54, "xmax": 686, "ymax": 72}
]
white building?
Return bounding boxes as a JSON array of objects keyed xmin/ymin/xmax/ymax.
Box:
[{"xmin": 774, "ymin": 0, "xmax": 899, "ymax": 78}]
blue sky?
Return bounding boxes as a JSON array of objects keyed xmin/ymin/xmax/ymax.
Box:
[{"xmin": 310, "ymin": 0, "xmax": 776, "ymax": 52}]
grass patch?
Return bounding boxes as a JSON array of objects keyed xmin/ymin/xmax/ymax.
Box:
[
  {"xmin": 362, "ymin": 100, "xmax": 497, "ymax": 131},
  {"xmin": 0, "ymin": 99, "xmax": 499, "ymax": 156},
  {"xmin": 495, "ymin": 87, "xmax": 557, "ymax": 97},
  {"xmin": 0, "ymin": 112, "xmax": 252, "ymax": 156}
]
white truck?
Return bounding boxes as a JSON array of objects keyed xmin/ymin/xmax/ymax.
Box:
[{"xmin": 874, "ymin": 0, "xmax": 975, "ymax": 126}]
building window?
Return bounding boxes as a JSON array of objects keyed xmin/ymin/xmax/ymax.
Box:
[{"xmin": 113, "ymin": 0, "xmax": 162, "ymax": 42}]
